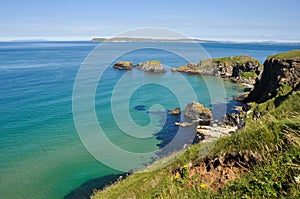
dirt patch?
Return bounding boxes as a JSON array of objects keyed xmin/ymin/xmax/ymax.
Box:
[{"xmin": 176, "ymin": 150, "xmax": 262, "ymax": 191}]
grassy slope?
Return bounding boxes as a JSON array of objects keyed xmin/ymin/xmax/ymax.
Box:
[
  {"xmin": 93, "ymin": 91, "xmax": 300, "ymax": 199},
  {"xmin": 267, "ymin": 50, "xmax": 300, "ymax": 60},
  {"xmin": 199, "ymin": 55, "xmax": 261, "ymax": 68},
  {"xmin": 211, "ymin": 55, "xmax": 261, "ymax": 65}
]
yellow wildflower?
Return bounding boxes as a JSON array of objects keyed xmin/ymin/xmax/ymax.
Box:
[
  {"xmin": 174, "ymin": 173, "xmax": 181, "ymax": 180},
  {"xmin": 200, "ymin": 183, "xmax": 207, "ymax": 188},
  {"xmin": 182, "ymin": 164, "xmax": 188, "ymax": 169}
]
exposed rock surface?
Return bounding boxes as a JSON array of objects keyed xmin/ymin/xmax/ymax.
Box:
[
  {"xmin": 169, "ymin": 107, "xmax": 181, "ymax": 115},
  {"xmin": 113, "ymin": 61, "xmax": 133, "ymax": 70},
  {"xmin": 244, "ymin": 50, "xmax": 300, "ymax": 103},
  {"xmin": 140, "ymin": 60, "xmax": 166, "ymax": 73},
  {"xmin": 196, "ymin": 125, "xmax": 237, "ymax": 139},
  {"xmin": 233, "ymin": 92, "xmax": 250, "ymax": 102},
  {"xmin": 184, "ymin": 102, "xmax": 212, "ymax": 125},
  {"xmin": 113, "ymin": 60, "xmax": 166, "ymax": 73},
  {"xmin": 172, "ymin": 55, "xmax": 261, "ymax": 85}
]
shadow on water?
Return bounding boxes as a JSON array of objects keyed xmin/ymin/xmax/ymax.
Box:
[
  {"xmin": 149, "ymin": 110, "xmax": 199, "ymax": 158},
  {"xmin": 150, "ymin": 111, "xmax": 180, "ymax": 149},
  {"xmin": 66, "ymin": 100, "xmax": 243, "ymax": 198},
  {"xmin": 64, "ymin": 173, "xmax": 128, "ymax": 199}
]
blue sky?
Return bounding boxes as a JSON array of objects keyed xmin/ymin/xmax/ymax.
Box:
[{"xmin": 0, "ymin": 0, "xmax": 299, "ymax": 41}]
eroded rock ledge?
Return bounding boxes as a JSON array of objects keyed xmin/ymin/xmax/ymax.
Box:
[{"xmin": 172, "ymin": 55, "xmax": 262, "ymax": 85}]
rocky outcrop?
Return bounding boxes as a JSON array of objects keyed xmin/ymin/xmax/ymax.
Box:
[
  {"xmin": 114, "ymin": 60, "xmax": 166, "ymax": 73},
  {"xmin": 244, "ymin": 50, "xmax": 300, "ymax": 103},
  {"xmin": 184, "ymin": 102, "xmax": 212, "ymax": 125},
  {"xmin": 222, "ymin": 113, "xmax": 245, "ymax": 129},
  {"xmin": 171, "ymin": 63, "xmax": 203, "ymax": 74},
  {"xmin": 113, "ymin": 61, "xmax": 133, "ymax": 70},
  {"xmin": 172, "ymin": 56, "xmax": 261, "ymax": 85},
  {"xmin": 170, "ymin": 108, "xmax": 181, "ymax": 115},
  {"xmin": 140, "ymin": 60, "xmax": 166, "ymax": 73}
]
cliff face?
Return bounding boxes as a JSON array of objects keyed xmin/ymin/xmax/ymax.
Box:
[
  {"xmin": 172, "ymin": 55, "xmax": 261, "ymax": 84},
  {"xmin": 244, "ymin": 50, "xmax": 300, "ymax": 103}
]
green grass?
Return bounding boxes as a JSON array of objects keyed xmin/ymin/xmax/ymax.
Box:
[
  {"xmin": 146, "ymin": 60, "xmax": 161, "ymax": 65},
  {"xmin": 241, "ymin": 71, "xmax": 257, "ymax": 79},
  {"xmin": 92, "ymin": 91, "xmax": 300, "ymax": 199},
  {"xmin": 267, "ymin": 49, "xmax": 300, "ymax": 60},
  {"xmin": 197, "ymin": 55, "xmax": 261, "ymax": 69},
  {"xmin": 214, "ymin": 55, "xmax": 261, "ymax": 65}
]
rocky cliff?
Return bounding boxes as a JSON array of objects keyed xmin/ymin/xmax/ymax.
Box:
[
  {"xmin": 244, "ymin": 50, "xmax": 300, "ymax": 103},
  {"xmin": 172, "ymin": 55, "xmax": 261, "ymax": 84}
]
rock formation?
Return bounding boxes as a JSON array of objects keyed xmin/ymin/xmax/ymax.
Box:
[
  {"xmin": 140, "ymin": 60, "xmax": 166, "ymax": 73},
  {"xmin": 244, "ymin": 50, "xmax": 300, "ymax": 103},
  {"xmin": 113, "ymin": 61, "xmax": 133, "ymax": 70},
  {"xmin": 184, "ymin": 102, "xmax": 212, "ymax": 125},
  {"xmin": 113, "ymin": 60, "xmax": 166, "ymax": 73},
  {"xmin": 172, "ymin": 55, "xmax": 262, "ymax": 85},
  {"xmin": 170, "ymin": 108, "xmax": 181, "ymax": 115}
]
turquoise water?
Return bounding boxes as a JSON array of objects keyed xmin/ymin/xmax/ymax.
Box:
[{"xmin": 0, "ymin": 41, "xmax": 299, "ymax": 198}]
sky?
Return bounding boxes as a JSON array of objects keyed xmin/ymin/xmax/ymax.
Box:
[{"xmin": 0, "ymin": 0, "xmax": 299, "ymax": 42}]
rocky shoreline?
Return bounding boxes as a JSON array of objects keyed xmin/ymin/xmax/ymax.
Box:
[
  {"xmin": 90, "ymin": 50, "xmax": 300, "ymax": 198},
  {"xmin": 112, "ymin": 56, "xmax": 257, "ymax": 141},
  {"xmin": 171, "ymin": 55, "xmax": 262, "ymax": 86}
]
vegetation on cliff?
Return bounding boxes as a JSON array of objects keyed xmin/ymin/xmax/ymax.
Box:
[
  {"xmin": 267, "ymin": 49, "xmax": 300, "ymax": 60},
  {"xmin": 93, "ymin": 50, "xmax": 300, "ymax": 198},
  {"xmin": 204, "ymin": 55, "xmax": 261, "ymax": 67},
  {"xmin": 172, "ymin": 55, "xmax": 261, "ymax": 84},
  {"xmin": 92, "ymin": 91, "xmax": 300, "ymax": 198},
  {"xmin": 245, "ymin": 50, "xmax": 300, "ymax": 103}
]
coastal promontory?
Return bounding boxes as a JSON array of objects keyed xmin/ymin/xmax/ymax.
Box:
[
  {"xmin": 244, "ymin": 50, "xmax": 300, "ymax": 103},
  {"xmin": 172, "ymin": 55, "xmax": 262, "ymax": 85}
]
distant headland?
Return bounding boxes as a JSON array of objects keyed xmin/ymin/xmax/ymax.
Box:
[
  {"xmin": 90, "ymin": 37, "xmax": 300, "ymax": 45},
  {"xmin": 90, "ymin": 37, "xmax": 215, "ymax": 43}
]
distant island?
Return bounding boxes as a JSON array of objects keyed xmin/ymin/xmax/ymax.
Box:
[
  {"xmin": 90, "ymin": 37, "xmax": 215, "ymax": 43},
  {"xmin": 91, "ymin": 37, "xmax": 300, "ymax": 45}
]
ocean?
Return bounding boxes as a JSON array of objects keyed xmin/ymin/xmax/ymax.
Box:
[{"xmin": 0, "ymin": 41, "xmax": 299, "ymax": 198}]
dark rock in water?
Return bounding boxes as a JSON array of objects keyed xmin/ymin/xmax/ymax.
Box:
[
  {"xmin": 134, "ymin": 105, "xmax": 146, "ymax": 111},
  {"xmin": 113, "ymin": 61, "xmax": 133, "ymax": 70},
  {"xmin": 184, "ymin": 102, "xmax": 212, "ymax": 125},
  {"xmin": 169, "ymin": 107, "xmax": 181, "ymax": 115},
  {"xmin": 233, "ymin": 92, "xmax": 249, "ymax": 102}
]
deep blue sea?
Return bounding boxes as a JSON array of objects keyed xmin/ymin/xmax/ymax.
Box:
[{"xmin": 0, "ymin": 41, "xmax": 299, "ymax": 198}]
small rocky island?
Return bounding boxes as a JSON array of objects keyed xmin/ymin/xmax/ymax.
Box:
[
  {"xmin": 184, "ymin": 102, "xmax": 212, "ymax": 125},
  {"xmin": 113, "ymin": 60, "xmax": 166, "ymax": 73},
  {"xmin": 172, "ymin": 55, "xmax": 262, "ymax": 85},
  {"xmin": 113, "ymin": 61, "xmax": 133, "ymax": 70}
]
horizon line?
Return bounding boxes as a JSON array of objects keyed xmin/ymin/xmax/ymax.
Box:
[{"xmin": 1, "ymin": 36, "xmax": 300, "ymax": 44}]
